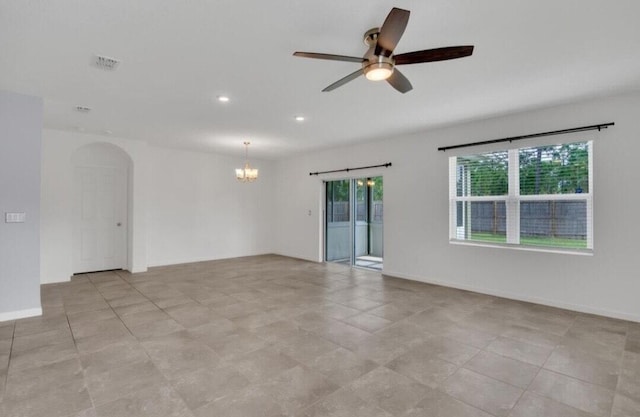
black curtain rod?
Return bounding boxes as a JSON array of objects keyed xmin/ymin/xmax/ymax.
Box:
[
  {"xmin": 437, "ymin": 122, "xmax": 614, "ymax": 152},
  {"xmin": 309, "ymin": 162, "xmax": 392, "ymax": 176}
]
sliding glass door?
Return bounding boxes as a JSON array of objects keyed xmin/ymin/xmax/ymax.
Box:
[
  {"xmin": 325, "ymin": 177, "xmax": 383, "ymax": 270},
  {"xmin": 325, "ymin": 179, "xmax": 351, "ymax": 263}
]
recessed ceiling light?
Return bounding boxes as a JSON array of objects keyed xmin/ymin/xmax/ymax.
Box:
[
  {"xmin": 217, "ymin": 96, "xmax": 230, "ymax": 103},
  {"xmin": 295, "ymin": 115, "xmax": 305, "ymax": 122}
]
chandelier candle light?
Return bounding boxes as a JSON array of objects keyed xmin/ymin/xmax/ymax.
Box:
[{"xmin": 236, "ymin": 141, "xmax": 258, "ymax": 182}]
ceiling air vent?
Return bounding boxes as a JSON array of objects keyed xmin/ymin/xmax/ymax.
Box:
[
  {"xmin": 93, "ymin": 54, "xmax": 121, "ymax": 71},
  {"xmin": 75, "ymin": 106, "xmax": 91, "ymax": 113}
]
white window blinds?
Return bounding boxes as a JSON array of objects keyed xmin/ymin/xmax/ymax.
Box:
[{"xmin": 450, "ymin": 141, "xmax": 592, "ymax": 251}]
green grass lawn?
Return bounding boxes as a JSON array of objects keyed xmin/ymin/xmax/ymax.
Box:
[
  {"xmin": 470, "ymin": 232, "xmax": 507, "ymax": 243},
  {"xmin": 470, "ymin": 232, "xmax": 587, "ymax": 249}
]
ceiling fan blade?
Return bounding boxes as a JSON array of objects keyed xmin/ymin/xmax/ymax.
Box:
[
  {"xmin": 293, "ymin": 52, "xmax": 366, "ymax": 63},
  {"xmin": 375, "ymin": 7, "xmax": 410, "ymax": 57},
  {"xmin": 387, "ymin": 69, "xmax": 412, "ymax": 94},
  {"xmin": 394, "ymin": 45, "xmax": 474, "ymax": 65},
  {"xmin": 322, "ymin": 69, "xmax": 364, "ymax": 92}
]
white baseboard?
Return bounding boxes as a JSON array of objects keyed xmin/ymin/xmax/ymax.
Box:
[
  {"xmin": 0, "ymin": 307, "xmax": 42, "ymax": 322},
  {"xmin": 41, "ymin": 266, "xmax": 147, "ymax": 283},
  {"xmin": 41, "ymin": 275, "xmax": 71, "ymax": 284},
  {"xmin": 147, "ymin": 252, "xmax": 274, "ymax": 268},
  {"xmin": 272, "ymin": 252, "xmax": 320, "ymax": 263},
  {"xmin": 383, "ymin": 269, "xmax": 640, "ymax": 324}
]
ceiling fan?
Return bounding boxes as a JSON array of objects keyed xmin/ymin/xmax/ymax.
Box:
[{"xmin": 293, "ymin": 7, "xmax": 474, "ymax": 93}]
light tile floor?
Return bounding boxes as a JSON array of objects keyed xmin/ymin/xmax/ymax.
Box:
[{"xmin": 0, "ymin": 254, "xmax": 639, "ymax": 417}]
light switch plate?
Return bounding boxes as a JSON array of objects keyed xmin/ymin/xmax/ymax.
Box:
[{"xmin": 5, "ymin": 212, "xmax": 26, "ymax": 223}]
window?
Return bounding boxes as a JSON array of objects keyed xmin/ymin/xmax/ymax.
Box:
[{"xmin": 449, "ymin": 141, "xmax": 592, "ymax": 251}]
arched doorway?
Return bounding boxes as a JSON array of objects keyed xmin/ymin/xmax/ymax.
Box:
[{"xmin": 71, "ymin": 143, "xmax": 132, "ymax": 274}]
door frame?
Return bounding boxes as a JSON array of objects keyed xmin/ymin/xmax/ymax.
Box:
[
  {"xmin": 323, "ymin": 175, "xmax": 383, "ymax": 269},
  {"xmin": 71, "ymin": 142, "xmax": 133, "ymax": 274}
]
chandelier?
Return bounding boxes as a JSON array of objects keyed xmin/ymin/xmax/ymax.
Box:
[{"xmin": 235, "ymin": 141, "xmax": 258, "ymax": 182}]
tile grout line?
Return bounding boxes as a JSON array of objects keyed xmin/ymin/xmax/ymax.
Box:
[
  {"xmin": 517, "ymin": 313, "xmax": 620, "ymax": 417},
  {"xmin": 112, "ymin": 269, "xmax": 303, "ymax": 413},
  {"xmin": 389, "ymin": 346, "xmax": 502, "ymax": 417},
  {"xmin": 536, "ymin": 312, "xmax": 624, "ymax": 392},
  {"xmin": 81, "ymin": 271, "xmax": 185, "ymax": 412},
  {"xmin": 505, "ymin": 341, "xmax": 555, "ymax": 416},
  {"xmin": 63, "ymin": 304, "xmax": 98, "ymax": 415},
  {"xmin": 434, "ymin": 320, "xmax": 560, "ymax": 417},
  {"xmin": 80, "ymin": 272, "xmax": 141, "ymax": 413},
  {"xmin": 11, "ymin": 258, "xmax": 636, "ymax": 417},
  {"xmin": 1, "ymin": 321, "xmax": 17, "ymax": 400}
]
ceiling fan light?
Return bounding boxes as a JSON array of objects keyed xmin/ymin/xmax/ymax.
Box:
[{"xmin": 364, "ymin": 62, "xmax": 394, "ymax": 81}]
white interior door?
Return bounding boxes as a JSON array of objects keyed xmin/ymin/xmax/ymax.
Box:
[{"xmin": 74, "ymin": 165, "xmax": 128, "ymax": 273}]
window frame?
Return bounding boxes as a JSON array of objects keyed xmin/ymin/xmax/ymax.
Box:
[{"xmin": 449, "ymin": 140, "xmax": 593, "ymax": 254}]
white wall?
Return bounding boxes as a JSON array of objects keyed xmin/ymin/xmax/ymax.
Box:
[
  {"xmin": 146, "ymin": 146, "xmax": 275, "ymax": 266},
  {"xmin": 274, "ymin": 92, "xmax": 640, "ymax": 322},
  {"xmin": 0, "ymin": 91, "xmax": 42, "ymax": 320},
  {"xmin": 40, "ymin": 129, "xmax": 275, "ymax": 282}
]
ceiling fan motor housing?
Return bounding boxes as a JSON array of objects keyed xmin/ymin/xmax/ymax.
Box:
[
  {"xmin": 363, "ymin": 27, "xmax": 381, "ymax": 46},
  {"xmin": 363, "ymin": 55, "xmax": 395, "ymax": 81},
  {"xmin": 363, "ymin": 28, "xmax": 395, "ymax": 81}
]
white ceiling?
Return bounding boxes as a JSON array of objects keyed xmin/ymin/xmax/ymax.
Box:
[{"xmin": 2, "ymin": 1, "xmax": 639, "ymax": 159}]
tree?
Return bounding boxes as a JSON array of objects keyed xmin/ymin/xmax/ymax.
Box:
[
  {"xmin": 329, "ymin": 179, "xmax": 350, "ymax": 201},
  {"xmin": 519, "ymin": 142, "xmax": 588, "ymax": 195},
  {"xmin": 372, "ymin": 176, "xmax": 383, "ymax": 201},
  {"xmin": 456, "ymin": 142, "xmax": 588, "ymax": 197},
  {"xmin": 457, "ymin": 151, "xmax": 508, "ymax": 196}
]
